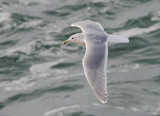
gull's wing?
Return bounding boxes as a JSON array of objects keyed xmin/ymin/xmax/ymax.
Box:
[
  {"xmin": 82, "ymin": 35, "xmax": 108, "ymax": 103},
  {"xmin": 71, "ymin": 20, "xmax": 104, "ymax": 33}
]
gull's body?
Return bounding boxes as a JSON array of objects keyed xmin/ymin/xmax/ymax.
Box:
[{"xmin": 63, "ymin": 20, "xmax": 129, "ymax": 103}]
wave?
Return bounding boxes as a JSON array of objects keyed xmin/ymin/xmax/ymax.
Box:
[
  {"xmin": 115, "ymin": 103, "xmax": 160, "ymax": 115},
  {"xmin": 0, "ymin": 59, "xmax": 84, "ymax": 91},
  {"xmin": 44, "ymin": 101, "xmax": 160, "ymax": 116},
  {"xmin": 108, "ymin": 63, "xmax": 140, "ymax": 73},
  {"xmin": 0, "ymin": 12, "xmax": 13, "ymax": 31},
  {"xmin": 0, "ymin": 76, "xmax": 36, "ymax": 91},
  {"xmin": 44, "ymin": 105, "xmax": 80, "ymax": 116},
  {"xmin": 114, "ymin": 23, "xmax": 160, "ymax": 37}
]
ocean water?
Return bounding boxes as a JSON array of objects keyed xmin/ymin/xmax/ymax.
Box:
[{"xmin": 0, "ymin": 0, "xmax": 160, "ymax": 116}]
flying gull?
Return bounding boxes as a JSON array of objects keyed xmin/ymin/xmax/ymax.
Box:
[{"xmin": 63, "ymin": 20, "xmax": 129, "ymax": 103}]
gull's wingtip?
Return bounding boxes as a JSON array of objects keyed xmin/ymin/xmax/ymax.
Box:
[
  {"xmin": 100, "ymin": 96, "xmax": 108, "ymax": 104},
  {"xmin": 94, "ymin": 91, "xmax": 108, "ymax": 104}
]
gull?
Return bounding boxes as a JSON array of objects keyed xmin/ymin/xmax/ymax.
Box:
[{"xmin": 63, "ymin": 20, "xmax": 129, "ymax": 103}]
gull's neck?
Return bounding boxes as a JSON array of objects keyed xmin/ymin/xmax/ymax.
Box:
[{"xmin": 75, "ymin": 33, "xmax": 85, "ymax": 47}]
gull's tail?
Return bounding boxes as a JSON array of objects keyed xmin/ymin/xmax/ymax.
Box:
[{"xmin": 107, "ymin": 34, "xmax": 129, "ymax": 43}]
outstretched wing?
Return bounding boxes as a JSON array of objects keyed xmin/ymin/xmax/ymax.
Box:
[
  {"xmin": 82, "ymin": 35, "xmax": 108, "ymax": 103},
  {"xmin": 71, "ymin": 20, "xmax": 104, "ymax": 33}
]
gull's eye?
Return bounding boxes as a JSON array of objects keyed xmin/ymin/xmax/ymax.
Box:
[{"xmin": 72, "ymin": 37, "xmax": 74, "ymax": 39}]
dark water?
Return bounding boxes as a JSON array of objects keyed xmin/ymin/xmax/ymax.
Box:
[{"xmin": 0, "ymin": 0, "xmax": 160, "ymax": 116}]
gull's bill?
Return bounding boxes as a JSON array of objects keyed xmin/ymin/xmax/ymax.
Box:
[{"xmin": 63, "ymin": 40, "xmax": 69, "ymax": 44}]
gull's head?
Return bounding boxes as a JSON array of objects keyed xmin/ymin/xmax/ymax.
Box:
[
  {"xmin": 63, "ymin": 34, "xmax": 77, "ymax": 44},
  {"xmin": 63, "ymin": 33, "xmax": 85, "ymax": 46}
]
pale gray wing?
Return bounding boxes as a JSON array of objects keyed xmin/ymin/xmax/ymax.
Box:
[
  {"xmin": 82, "ymin": 35, "xmax": 108, "ymax": 103},
  {"xmin": 71, "ymin": 20, "xmax": 104, "ymax": 33}
]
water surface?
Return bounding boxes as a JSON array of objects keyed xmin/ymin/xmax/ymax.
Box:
[{"xmin": 0, "ymin": 0, "xmax": 160, "ymax": 116}]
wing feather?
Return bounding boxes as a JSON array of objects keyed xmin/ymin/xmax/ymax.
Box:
[
  {"xmin": 82, "ymin": 38, "xmax": 108, "ymax": 103},
  {"xmin": 71, "ymin": 20, "xmax": 104, "ymax": 33}
]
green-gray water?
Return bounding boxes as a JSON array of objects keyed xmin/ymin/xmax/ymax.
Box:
[{"xmin": 0, "ymin": 0, "xmax": 160, "ymax": 116}]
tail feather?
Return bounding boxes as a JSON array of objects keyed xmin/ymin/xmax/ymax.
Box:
[{"xmin": 107, "ymin": 34, "xmax": 129, "ymax": 43}]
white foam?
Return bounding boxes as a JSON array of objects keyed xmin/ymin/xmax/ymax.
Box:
[
  {"xmin": 0, "ymin": 59, "xmax": 83, "ymax": 91},
  {"xmin": 116, "ymin": 106, "xmax": 125, "ymax": 110},
  {"xmin": 0, "ymin": 12, "xmax": 12, "ymax": 31},
  {"xmin": 44, "ymin": 105, "xmax": 80, "ymax": 116},
  {"xmin": 152, "ymin": 11, "xmax": 160, "ymax": 21},
  {"xmin": 44, "ymin": 22, "xmax": 67, "ymax": 33},
  {"xmin": 29, "ymin": 60, "xmax": 67, "ymax": 75},
  {"xmin": 108, "ymin": 63, "xmax": 140, "ymax": 73},
  {"xmin": 115, "ymin": 103, "xmax": 160, "ymax": 115},
  {"xmin": 131, "ymin": 107, "xmax": 141, "ymax": 112},
  {"xmin": 0, "ymin": 40, "xmax": 36, "ymax": 57},
  {"xmin": 0, "ymin": 76, "xmax": 36, "ymax": 91},
  {"xmin": 118, "ymin": 63, "xmax": 140, "ymax": 72},
  {"xmin": 114, "ymin": 23, "xmax": 160, "ymax": 37},
  {"xmin": 121, "ymin": 63, "xmax": 140, "ymax": 70},
  {"xmin": 19, "ymin": 20, "xmax": 42, "ymax": 29},
  {"xmin": 19, "ymin": 0, "xmax": 49, "ymax": 6},
  {"xmin": 0, "ymin": 39, "xmax": 58, "ymax": 58},
  {"xmin": 130, "ymin": 104, "xmax": 160, "ymax": 115},
  {"xmin": 0, "ymin": 12, "xmax": 11, "ymax": 22}
]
